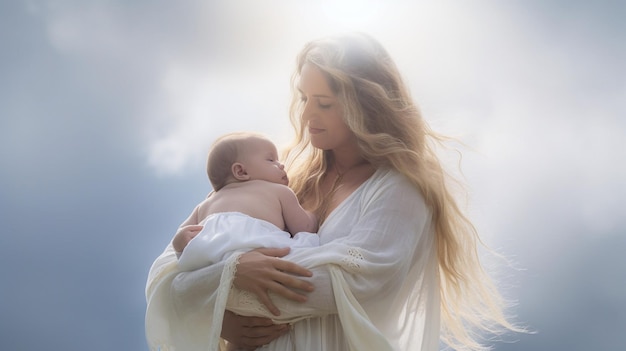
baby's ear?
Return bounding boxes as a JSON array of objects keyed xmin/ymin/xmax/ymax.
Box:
[{"xmin": 231, "ymin": 162, "xmax": 249, "ymax": 181}]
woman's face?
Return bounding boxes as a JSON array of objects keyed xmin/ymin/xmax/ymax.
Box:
[{"xmin": 298, "ymin": 63, "xmax": 355, "ymax": 152}]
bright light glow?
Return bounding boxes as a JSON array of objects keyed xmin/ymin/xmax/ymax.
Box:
[{"xmin": 320, "ymin": 0, "xmax": 385, "ymax": 29}]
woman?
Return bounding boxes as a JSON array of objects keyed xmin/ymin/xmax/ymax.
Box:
[{"xmin": 146, "ymin": 33, "xmax": 516, "ymax": 351}]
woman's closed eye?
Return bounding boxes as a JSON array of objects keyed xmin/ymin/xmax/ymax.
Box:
[{"xmin": 299, "ymin": 94, "xmax": 332, "ymax": 109}]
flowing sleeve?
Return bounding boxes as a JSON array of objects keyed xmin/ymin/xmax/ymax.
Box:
[
  {"xmin": 314, "ymin": 170, "xmax": 433, "ymax": 303},
  {"xmin": 145, "ymin": 242, "xmax": 235, "ymax": 351}
]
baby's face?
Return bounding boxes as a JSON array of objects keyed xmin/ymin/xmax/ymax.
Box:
[{"xmin": 242, "ymin": 138, "xmax": 289, "ymax": 185}]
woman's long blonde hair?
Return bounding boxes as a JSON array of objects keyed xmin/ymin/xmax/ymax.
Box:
[{"xmin": 283, "ymin": 33, "xmax": 519, "ymax": 350}]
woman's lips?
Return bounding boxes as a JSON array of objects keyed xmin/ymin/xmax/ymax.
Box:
[{"xmin": 308, "ymin": 127, "xmax": 324, "ymax": 134}]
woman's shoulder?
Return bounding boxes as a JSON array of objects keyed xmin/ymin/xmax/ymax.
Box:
[
  {"xmin": 371, "ymin": 167, "xmax": 414, "ymax": 188},
  {"xmin": 365, "ymin": 167, "xmax": 424, "ymax": 202}
]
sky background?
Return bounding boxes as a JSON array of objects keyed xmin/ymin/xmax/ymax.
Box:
[{"xmin": 1, "ymin": 1, "xmax": 624, "ymax": 350}]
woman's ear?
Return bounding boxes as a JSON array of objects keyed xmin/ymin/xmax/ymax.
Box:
[{"xmin": 231, "ymin": 162, "xmax": 249, "ymax": 181}]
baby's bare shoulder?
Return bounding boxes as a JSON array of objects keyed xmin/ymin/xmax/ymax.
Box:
[
  {"xmin": 247, "ymin": 180, "xmax": 293, "ymax": 192},
  {"xmin": 247, "ymin": 181, "xmax": 296, "ymax": 204}
]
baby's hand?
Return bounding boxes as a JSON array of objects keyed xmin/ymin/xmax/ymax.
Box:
[{"xmin": 172, "ymin": 224, "xmax": 204, "ymax": 254}]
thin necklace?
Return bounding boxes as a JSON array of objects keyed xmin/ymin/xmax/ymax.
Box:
[
  {"xmin": 318, "ymin": 158, "xmax": 370, "ymax": 223},
  {"xmin": 330, "ymin": 158, "xmax": 368, "ymax": 193},
  {"xmin": 329, "ymin": 172, "xmax": 344, "ymax": 196}
]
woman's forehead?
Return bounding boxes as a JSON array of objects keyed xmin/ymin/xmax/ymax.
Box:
[{"xmin": 297, "ymin": 63, "xmax": 334, "ymax": 96}]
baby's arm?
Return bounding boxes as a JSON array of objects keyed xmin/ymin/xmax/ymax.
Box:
[
  {"xmin": 172, "ymin": 224, "xmax": 204, "ymax": 256},
  {"xmin": 278, "ymin": 186, "xmax": 318, "ymax": 234},
  {"xmin": 172, "ymin": 203, "xmax": 205, "ymax": 256}
]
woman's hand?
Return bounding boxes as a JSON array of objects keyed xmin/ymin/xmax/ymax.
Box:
[
  {"xmin": 221, "ymin": 311, "xmax": 290, "ymax": 350},
  {"xmin": 234, "ymin": 247, "xmax": 314, "ymax": 316}
]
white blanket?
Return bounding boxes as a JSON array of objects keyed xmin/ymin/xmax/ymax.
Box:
[{"xmin": 178, "ymin": 212, "xmax": 319, "ymax": 271}]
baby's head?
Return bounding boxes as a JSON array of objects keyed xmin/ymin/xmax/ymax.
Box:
[{"xmin": 207, "ymin": 132, "xmax": 288, "ymax": 191}]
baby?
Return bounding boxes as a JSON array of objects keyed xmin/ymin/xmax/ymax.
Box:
[{"xmin": 172, "ymin": 132, "xmax": 319, "ymax": 271}]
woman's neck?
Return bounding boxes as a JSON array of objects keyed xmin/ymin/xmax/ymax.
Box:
[{"xmin": 329, "ymin": 147, "xmax": 368, "ymax": 175}]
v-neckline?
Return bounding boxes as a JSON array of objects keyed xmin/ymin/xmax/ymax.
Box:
[{"xmin": 318, "ymin": 168, "xmax": 382, "ymax": 233}]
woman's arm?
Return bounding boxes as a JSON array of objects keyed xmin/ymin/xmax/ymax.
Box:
[{"xmin": 232, "ymin": 171, "xmax": 431, "ymax": 316}]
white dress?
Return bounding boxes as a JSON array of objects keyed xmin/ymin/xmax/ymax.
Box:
[{"xmin": 145, "ymin": 168, "xmax": 440, "ymax": 351}]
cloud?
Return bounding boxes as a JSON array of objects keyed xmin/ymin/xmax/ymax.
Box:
[{"xmin": 140, "ymin": 1, "xmax": 512, "ymax": 175}]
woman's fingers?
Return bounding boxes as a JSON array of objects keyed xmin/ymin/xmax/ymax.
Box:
[
  {"xmin": 273, "ymin": 256, "xmax": 313, "ymax": 278},
  {"xmin": 222, "ymin": 311, "xmax": 289, "ymax": 349},
  {"xmin": 253, "ymin": 286, "xmax": 281, "ymax": 316},
  {"xmin": 252, "ymin": 248, "xmax": 313, "ymax": 278},
  {"xmin": 268, "ymin": 280, "xmax": 309, "ymax": 302},
  {"xmin": 241, "ymin": 316, "xmax": 276, "ymax": 327},
  {"xmin": 246, "ymin": 322, "xmax": 289, "ymax": 341},
  {"xmin": 271, "ymin": 258, "xmax": 314, "ymax": 292},
  {"xmin": 240, "ymin": 327, "xmax": 289, "ymax": 349},
  {"xmin": 234, "ymin": 249, "xmax": 315, "ymax": 314}
]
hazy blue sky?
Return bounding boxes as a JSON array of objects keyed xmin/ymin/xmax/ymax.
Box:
[{"xmin": 1, "ymin": 1, "xmax": 624, "ymax": 350}]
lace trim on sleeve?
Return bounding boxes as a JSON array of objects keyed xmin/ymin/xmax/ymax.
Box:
[
  {"xmin": 341, "ymin": 247, "xmax": 365, "ymax": 273},
  {"xmin": 227, "ymin": 288, "xmax": 272, "ymax": 316},
  {"xmin": 206, "ymin": 252, "xmax": 244, "ymax": 351}
]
